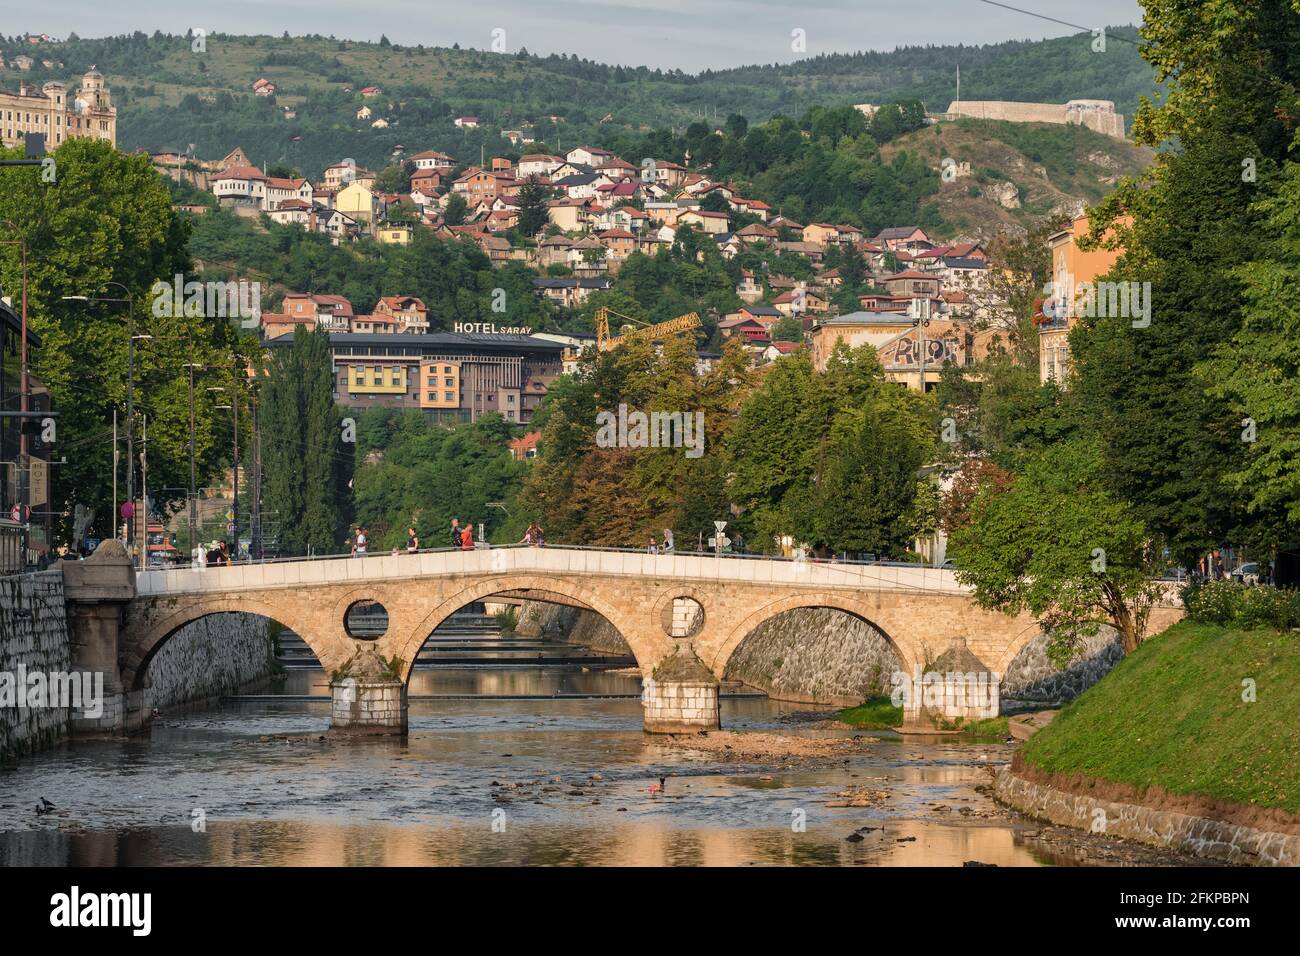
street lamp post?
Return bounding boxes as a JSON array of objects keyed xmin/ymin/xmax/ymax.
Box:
[
  {"xmin": 183, "ymin": 348, "xmax": 202, "ymax": 561},
  {"xmin": 1, "ymin": 220, "xmax": 30, "ymax": 565},
  {"xmin": 62, "ymin": 282, "xmax": 137, "ymax": 550},
  {"xmin": 211, "ymin": 387, "xmax": 239, "ymax": 560}
]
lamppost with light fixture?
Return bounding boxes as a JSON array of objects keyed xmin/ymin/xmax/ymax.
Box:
[
  {"xmin": 210, "ymin": 387, "xmax": 239, "ymax": 559},
  {"xmin": 62, "ymin": 282, "xmax": 139, "ymax": 547}
]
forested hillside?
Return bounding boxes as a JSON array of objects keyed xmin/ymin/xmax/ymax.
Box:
[{"xmin": 0, "ymin": 27, "xmax": 1151, "ymax": 177}]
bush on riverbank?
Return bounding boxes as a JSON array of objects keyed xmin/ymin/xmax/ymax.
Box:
[
  {"xmin": 1020, "ymin": 620, "xmax": 1300, "ymax": 813},
  {"xmin": 838, "ymin": 696, "xmax": 903, "ymax": 728},
  {"xmin": 1183, "ymin": 580, "xmax": 1300, "ymax": 630},
  {"xmin": 494, "ymin": 607, "xmax": 519, "ymax": 635}
]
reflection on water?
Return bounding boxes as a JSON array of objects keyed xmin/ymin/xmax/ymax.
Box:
[{"xmin": 0, "ymin": 653, "xmax": 1155, "ymax": 867}]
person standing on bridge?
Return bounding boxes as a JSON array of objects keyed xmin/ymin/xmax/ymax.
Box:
[
  {"xmin": 460, "ymin": 523, "xmax": 474, "ymax": 550},
  {"xmin": 354, "ymin": 526, "xmax": 369, "ymax": 557},
  {"xmin": 662, "ymin": 529, "xmax": 674, "ymax": 554},
  {"xmin": 451, "ymin": 518, "xmax": 460, "ymax": 549},
  {"xmin": 406, "ymin": 527, "xmax": 419, "ymax": 554}
]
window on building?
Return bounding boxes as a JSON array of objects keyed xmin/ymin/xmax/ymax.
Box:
[{"xmin": 444, "ymin": 392, "xmax": 454, "ymax": 402}]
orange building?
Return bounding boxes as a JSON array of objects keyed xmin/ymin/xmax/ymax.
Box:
[{"xmin": 1040, "ymin": 213, "xmax": 1128, "ymax": 384}]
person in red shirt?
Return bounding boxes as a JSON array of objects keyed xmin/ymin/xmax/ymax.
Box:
[{"xmin": 460, "ymin": 523, "xmax": 474, "ymax": 550}]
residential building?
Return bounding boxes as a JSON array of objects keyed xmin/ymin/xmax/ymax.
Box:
[
  {"xmin": 1040, "ymin": 213, "xmax": 1127, "ymax": 385},
  {"xmin": 260, "ymin": 293, "xmax": 355, "ymax": 337}
]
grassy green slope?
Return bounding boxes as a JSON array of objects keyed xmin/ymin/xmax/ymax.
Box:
[{"xmin": 1021, "ymin": 621, "xmax": 1300, "ymax": 813}]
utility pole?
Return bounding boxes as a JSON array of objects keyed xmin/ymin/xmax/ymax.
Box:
[
  {"xmin": 139, "ymin": 414, "xmax": 148, "ymax": 572},
  {"xmin": 112, "ymin": 408, "xmax": 118, "ymax": 542},
  {"xmin": 251, "ymin": 396, "xmax": 262, "ymax": 561},
  {"xmin": 0, "ymin": 222, "xmax": 29, "ymax": 565},
  {"xmin": 184, "ymin": 329, "xmax": 200, "ymax": 561},
  {"xmin": 232, "ymin": 393, "xmax": 240, "ymax": 560}
]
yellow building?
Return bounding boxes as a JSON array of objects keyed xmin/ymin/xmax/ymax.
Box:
[
  {"xmin": 1040, "ymin": 214, "xmax": 1127, "ymax": 384},
  {"xmin": 335, "ymin": 181, "xmax": 380, "ymax": 229},
  {"xmin": 376, "ymin": 223, "xmax": 413, "ymax": 245},
  {"xmin": 345, "ymin": 363, "xmax": 408, "ymax": 395},
  {"xmin": 0, "ymin": 69, "xmax": 117, "ymax": 149}
]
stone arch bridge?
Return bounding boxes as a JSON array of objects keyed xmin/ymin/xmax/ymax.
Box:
[{"xmin": 61, "ymin": 545, "xmax": 1183, "ymax": 735}]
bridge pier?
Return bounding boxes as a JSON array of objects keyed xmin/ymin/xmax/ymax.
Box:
[
  {"xmin": 328, "ymin": 649, "xmax": 408, "ymax": 736},
  {"xmin": 641, "ymin": 645, "xmax": 720, "ymax": 734},
  {"xmin": 60, "ymin": 542, "xmax": 148, "ymax": 736}
]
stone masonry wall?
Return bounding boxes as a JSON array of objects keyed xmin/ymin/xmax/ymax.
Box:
[
  {"xmin": 995, "ymin": 766, "xmax": 1300, "ymax": 866},
  {"xmin": 723, "ymin": 607, "xmax": 903, "ymax": 706},
  {"xmin": 1000, "ymin": 627, "xmax": 1122, "ymax": 710},
  {"xmin": 143, "ymin": 611, "xmax": 273, "ymax": 711},
  {"xmin": 522, "ymin": 602, "xmax": 634, "ymax": 655},
  {"xmin": 0, "ymin": 571, "xmax": 71, "ymax": 763}
]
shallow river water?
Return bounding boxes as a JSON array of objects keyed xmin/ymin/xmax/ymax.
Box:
[{"xmin": 0, "ymin": 650, "xmax": 1194, "ymax": 867}]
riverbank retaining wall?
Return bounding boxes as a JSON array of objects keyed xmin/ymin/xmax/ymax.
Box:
[
  {"xmin": 0, "ymin": 571, "xmax": 72, "ymax": 763},
  {"xmin": 3, "ymin": 567, "xmax": 273, "ymax": 762},
  {"xmin": 995, "ymin": 765, "xmax": 1300, "ymax": 866}
]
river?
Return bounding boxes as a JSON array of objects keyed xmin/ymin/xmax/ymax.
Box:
[{"xmin": 0, "ymin": 617, "xmax": 1194, "ymax": 867}]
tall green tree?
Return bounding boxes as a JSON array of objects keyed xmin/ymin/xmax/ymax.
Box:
[
  {"xmin": 0, "ymin": 138, "xmax": 229, "ymax": 541},
  {"xmin": 1069, "ymin": 0, "xmax": 1300, "ymax": 564},
  {"xmin": 515, "ymin": 176, "xmax": 552, "ymax": 237},
  {"xmin": 724, "ymin": 344, "xmax": 935, "ymax": 555},
  {"xmin": 258, "ymin": 326, "xmax": 352, "ymax": 554},
  {"xmin": 1201, "ymin": 145, "xmax": 1300, "ymax": 540},
  {"xmin": 949, "ymin": 439, "xmax": 1166, "ymax": 661}
]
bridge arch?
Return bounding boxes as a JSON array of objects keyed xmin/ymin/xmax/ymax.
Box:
[
  {"xmin": 706, "ymin": 593, "xmax": 922, "ymax": 682},
  {"xmin": 121, "ymin": 595, "xmax": 349, "ymax": 691},
  {"xmin": 392, "ymin": 572, "xmax": 671, "ymax": 683}
]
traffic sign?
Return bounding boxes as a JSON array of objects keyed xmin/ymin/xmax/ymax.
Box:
[{"xmin": 714, "ymin": 520, "xmax": 727, "ymax": 532}]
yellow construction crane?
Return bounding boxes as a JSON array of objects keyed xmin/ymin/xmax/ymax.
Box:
[{"xmin": 595, "ymin": 307, "xmax": 701, "ymax": 352}]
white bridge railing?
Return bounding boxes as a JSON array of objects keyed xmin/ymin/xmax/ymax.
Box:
[{"xmin": 136, "ymin": 544, "xmax": 970, "ymax": 598}]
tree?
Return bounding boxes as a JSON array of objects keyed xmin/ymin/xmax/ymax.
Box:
[
  {"xmin": 1069, "ymin": 0, "xmax": 1300, "ymax": 565},
  {"xmin": 769, "ymin": 316, "xmax": 802, "ymax": 342},
  {"xmin": 258, "ymin": 327, "xmax": 353, "ymax": 554},
  {"xmin": 949, "ymin": 439, "xmax": 1166, "ymax": 661},
  {"xmin": 724, "ymin": 344, "xmax": 934, "ymax": 555},
  {"xmin": 0, "ymin": 138, "xmax": 226, "ymax": 542},
  {"xmin": 515, "ymin": 176, "xmax": 552, "ymax": 237},
  {"xmin": 443, "ymin": 193, "xmax": 469, "ymax": 226},
  {"xmin": 1200, "ymin": 148, "xmax": 1300, "ymax": 541}
]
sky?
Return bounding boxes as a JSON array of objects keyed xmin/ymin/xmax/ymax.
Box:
[{"xmin": 2, "ymin": 0, "xmax": 1145, "ymax": 71}]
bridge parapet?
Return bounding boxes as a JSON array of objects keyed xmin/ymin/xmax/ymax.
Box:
[{"xmin": 137, "ymin": 547, "xmax": 971, "ymax": 598}]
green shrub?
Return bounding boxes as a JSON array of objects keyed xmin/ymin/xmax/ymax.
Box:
[{"xmin": 1183, "ymin": 580, "xmax": 1300, "ymax": 630}]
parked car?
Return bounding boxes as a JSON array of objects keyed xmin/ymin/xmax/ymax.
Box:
[{"xmin": 1231, "ymin": 562, "xmax": 1260, "ymax": 585}]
